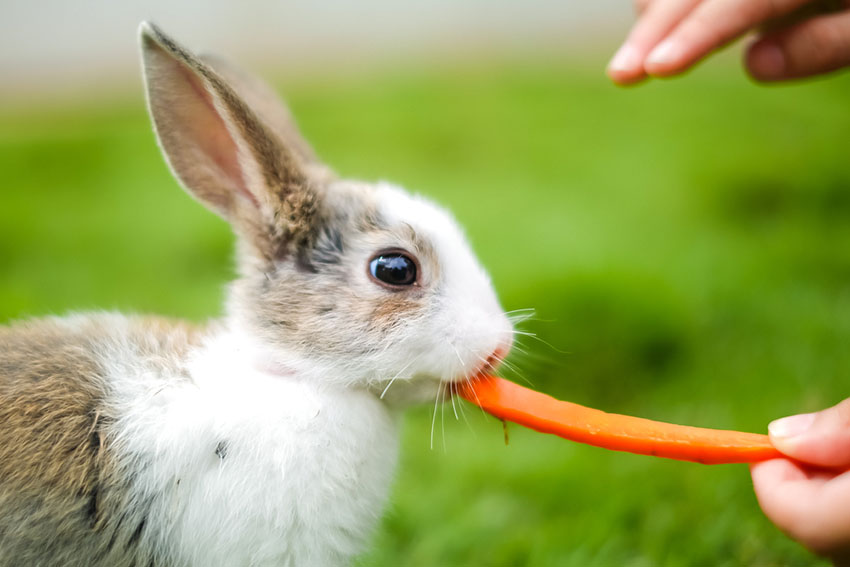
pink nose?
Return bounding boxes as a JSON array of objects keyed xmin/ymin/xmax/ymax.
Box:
[{"xmin": 485, "ymin": 340, "xmax": 512, "ymax": 370}]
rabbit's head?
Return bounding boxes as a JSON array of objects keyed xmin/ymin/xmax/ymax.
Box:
[{"xmin": 140, "ymin": 23, "xmax": 512, "ymax": 404}]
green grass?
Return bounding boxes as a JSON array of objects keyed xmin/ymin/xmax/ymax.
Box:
[{"xmin": 3, "ymin": 57, "xmax": 849, "ymax": 565}]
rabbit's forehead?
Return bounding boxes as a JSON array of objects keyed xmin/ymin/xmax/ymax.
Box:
[
  {"xmin": 372, "ymin": 183, "xmax": 468, "ymax": 256},
  {"xmin": 373, "ymin": 184, "xmax": 457, "ymax": 232}
]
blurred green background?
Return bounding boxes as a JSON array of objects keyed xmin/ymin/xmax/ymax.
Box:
[{"xmin": 2, "ymin": 49, "xmax": 849, "ymax": 565}]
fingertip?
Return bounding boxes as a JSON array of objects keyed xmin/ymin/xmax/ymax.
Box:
[
  {"xmin": 767, "ymin": 400, "xmax": 850, "ymax": 468},
  {"xmin": 746, "ymin": 12, "xmax": 850, "ymax": 83},
  {"xmin": 644, "ymin": 39, "xmax": 687, "ymax": 77},
  {"xmin": 745, "ymin": 39, "xmax": 787, "ymax": 82},
  {"xmin": 607, "ymin": 68, "xmax": 650, "ymax": 86},
  {"xmin": 607, "ymin": 44, "xmax": 648, "ymax": 85}
]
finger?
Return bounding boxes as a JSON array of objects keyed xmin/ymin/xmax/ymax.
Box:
[
  {"xmin": 746, "ymin": 9, "xmax": 850, "ymax": 81},
  {"xmin": 751, "ymin": 459, "xmax": 850, "ymax": 557},
  {"xmin": 644, "ymin": 0, "xmax": 811, "ymax": 76},
  {"xmin": 768, "ymin": 398, "xmax": 850, "ymax": 469},
  {"xmin": 608, "ymin": 0, "xmax": 702, "ymax": 85},
  {"xmin": 635, "ymin": 0, "xmax": 655, "ymax": 16}
]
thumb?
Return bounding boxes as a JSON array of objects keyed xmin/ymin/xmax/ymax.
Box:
[
  {"xmin": 745, "ymin": 10, "xmax": 850, "ymax": 82},
  {"xmin": 769, "ymin": 398, "xmax": 850, "ymax": 468}
]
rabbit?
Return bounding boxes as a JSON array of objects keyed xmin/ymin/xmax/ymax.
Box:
[{"xmin": 0, "ymin": 21, "xmax": 513, "ymax": 567}]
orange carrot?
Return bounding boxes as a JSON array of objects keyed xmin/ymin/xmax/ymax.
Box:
[{"xmin": 458, "ymin": 375, "xmax": 783, "ymax": 464}]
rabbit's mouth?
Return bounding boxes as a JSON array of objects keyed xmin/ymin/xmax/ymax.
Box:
[{"xmin": 464, "ymin": 347, "xmax": 510, "ymax": 384}]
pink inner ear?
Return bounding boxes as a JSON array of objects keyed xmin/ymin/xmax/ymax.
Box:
[{"xmin": 177, "ymin": 63, "xmax": 260, "ymax": 210}]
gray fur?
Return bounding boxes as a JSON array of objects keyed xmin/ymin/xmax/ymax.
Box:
[
  {"xmin": 0, "ymin": 21, "xmax": 512, "ymax": 566},
  {"xmin": 0, "ymin": 25, "xmax": 421, "ymax": 565},
  {"xmin": 0, "ymin": 315, "xmax": 199, "ymax": 567}
]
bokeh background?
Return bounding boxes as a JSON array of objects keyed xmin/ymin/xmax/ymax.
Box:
[{"xmin": 2, "ymin": 2, "xmax": 849, "ymax": 565}]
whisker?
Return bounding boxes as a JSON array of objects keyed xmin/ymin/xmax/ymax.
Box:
[
  {"xmin": 466, "ymin": 379, "xmax": 488, "ymax": 418},
  {"xmin": 509, "ymin": 343, "xmax": 530, "ymax": 356},
  {"xmin": 468, "ymin": 345, "xmax": 535, "ymax": 389},
  {"xmin": 456, "ymin": 384, "xmax": 475, "ymax": 436},
  {"xmin": 511, "ymin": 330, "xmax": 538, "ymax": 337},
  {"xmin": 430, "ymin": 385, "xmax": 440, "ymax": 451},
  {"xmin": 380, "ymin": 356, "xmax": 419, "ymax": 400},
  {"xmin": 449, "ymin": 381, "xmax": 459, "ymax": 421},
  {"xmin": 504, "ymin": 308, "xmax": 537, "ymax": 319},
  {"xmin": 440, "ymin": 384, "xmax": 447, "ymax": 452},
  {"xmin": 450, "ymin": 343, "xmax": 466, "ymax": 368},
  {"xmin": 379, "ymin": 375, "xmax": 399, "ymax": 400},
  {"xmin": 500, "ymin": 361, "xmax": 534, "ymax": 388},
  {"xmin": 513, "ymin": 331, "xmax": 569, "ymax": 354}
]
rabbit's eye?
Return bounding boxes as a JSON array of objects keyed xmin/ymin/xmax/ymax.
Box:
[{"xmin": 369, "ymin": 253, "xmax": 418, "ymax": 288}]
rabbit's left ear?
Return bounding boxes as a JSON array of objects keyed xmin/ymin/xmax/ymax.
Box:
[{"xmin": 139, "ymin": 22, "xmax": 318, "ymax": 261}]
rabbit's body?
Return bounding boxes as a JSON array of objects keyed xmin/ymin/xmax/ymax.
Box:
[
  {"xmin": 0, "ymin": 314, "xmax": 397, "ymax": 567},
  {"xmin": 0, "ymin": 23, "xmax": 512, "ymax": 566}
]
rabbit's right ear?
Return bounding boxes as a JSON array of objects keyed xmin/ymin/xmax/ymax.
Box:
[{"xmin": 139, "ymin": 22, "xmax": 318, "ymax": 262}]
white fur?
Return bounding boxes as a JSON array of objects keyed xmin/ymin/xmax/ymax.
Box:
[
  {"xmin": 106, "ymin": 327, "xmax": 398, "ymax": 567},
  {"xmin": 375, "ymin": 182, "xmax": 513, "ymax": 379},
  {"xmin": 49, "ymin": 24, "xmax": 516, "ymax": 567}
]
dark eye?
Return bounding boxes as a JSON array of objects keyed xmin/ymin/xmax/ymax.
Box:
[{"xmin": 369, "ymin": 253, "xmax": 418, "ymax": 288}]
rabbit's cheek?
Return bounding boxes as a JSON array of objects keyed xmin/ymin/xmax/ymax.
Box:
[{"xmin": 368, "ymin": 296, "xmax": 425, "ymax": 331}]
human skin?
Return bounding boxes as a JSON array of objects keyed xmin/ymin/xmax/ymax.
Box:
[
  {"xmin": 609, "ymin": 2, "xmax": 850, "ymax": 561},
  {"xmin": 751, "ymin": 399, "xmax": 850, "ymax": 564},
  {"xmin": 607, "ymin": 0, "xmax": 850, "ymax": 84}
]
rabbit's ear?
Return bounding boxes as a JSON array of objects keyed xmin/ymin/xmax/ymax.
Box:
[
  {"xmin": 139, "ymin": 22, "xmax": 318, "ymax": 261},
  {"xmin": 199, "ymin": 54, "xmax": 323, "ymax": 170}
]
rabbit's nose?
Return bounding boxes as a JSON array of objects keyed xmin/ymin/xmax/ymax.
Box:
[
  {"xmin": 484, "ymin": 342, "xmax": 511, "ymax": 373},
  {"xmin": 493, "ymin": 335, "xmax": 514, "ymax": 364}
]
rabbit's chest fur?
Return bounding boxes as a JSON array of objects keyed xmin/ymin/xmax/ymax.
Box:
[
  {"xmin": 0, "ymin": 315, "xmax": 398, "ymax": 567},
  {"xmin": 111, "ymin": 328, "xmax": 399, "ymax": 567}
]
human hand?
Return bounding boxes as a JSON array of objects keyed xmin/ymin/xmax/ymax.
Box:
[
  {"xmin": 608, "ymin": 0, "xmax": 850, "ymax": 84},
  {"xmin": 750, "ymin": 398, "xmax": 850, "ymax": 564}
]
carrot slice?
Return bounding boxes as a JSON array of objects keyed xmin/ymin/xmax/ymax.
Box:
[{"xmin": 458, "ymin": 375, "xmax": 783, "ymax": 464}]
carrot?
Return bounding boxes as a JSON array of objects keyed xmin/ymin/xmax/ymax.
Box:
[{"xmin": 458, "ymin": 375, "xmax": 783, "ymax": 464}]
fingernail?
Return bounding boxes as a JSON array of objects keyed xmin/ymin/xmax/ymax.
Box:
[
  {"xmin": 608, "ymin": 44, "xmax": 641, "ymax": 73},
  {"xmin": 769, "ymin": 413, "xmax": 816, "ymax": 439},
  {"xmin": 646, "ymin": 39, "xmax": 681, "ymax": 67},
  {"xmin": 748, "ymin": 41, "xmax": 786, "ymax": 80}
]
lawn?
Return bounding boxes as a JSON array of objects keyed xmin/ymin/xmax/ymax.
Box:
[{"xmin": 2, "ymin": 55, "xmax": 849, "ymax": 565}]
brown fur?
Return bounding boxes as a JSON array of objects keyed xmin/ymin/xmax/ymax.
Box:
[
  {"xmin": 199, "ymin": 55, "xmax": 325, "ymax": 169},
  {"xmin": 231, "ymin": 193, "xmax": 438, "ymax": 364},
  {"xmin": 0, "ymin": 315, "xmax": 200, "ymax": 567},
  {"xmin": 370, "ymin": 297, "xmax": 424, "ymax": 330},
  {"xmin": 142, "ymin": 23, "xmax": 321, "ymax": 265},
  {"xmin": 1, "ymin": 21, "xmax": 492, "ymax": 566}
]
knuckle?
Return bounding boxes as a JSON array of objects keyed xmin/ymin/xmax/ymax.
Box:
[
  {"xmin": 827, "ymin": 16, "xmax": 850, "ymax": 59},
  {"xmin": 681, "ymin": 10, "xmax": 724, "ymax": 48},
  {"xmin": 737, "ymin": 0, "xmax": 783, "ymax": 32},
  {"xmin": 634, "ymin": 0, "xmax": 653, "ymax": 14},
  {"xmin": 763, "ymin": 0, "xmax": 784, "ymax": 20},
  {"xmin": 793, "ymin": 16, "xmax": 850, "ymax": 69},
  {"xmin": 810, "ymin": 23, "xmax": 841, "ymax": 56}
]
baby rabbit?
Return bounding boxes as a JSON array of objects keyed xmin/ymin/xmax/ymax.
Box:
[{"xmin": 0, "ymin": 22, "xmax": 512, "ymax": 567}]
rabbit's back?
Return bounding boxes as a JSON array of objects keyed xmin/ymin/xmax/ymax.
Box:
[{"xmin": 0, "ymin": 314, "xmax": 199, "ymax": 567}]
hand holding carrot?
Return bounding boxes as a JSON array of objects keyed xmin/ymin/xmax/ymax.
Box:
[
  {"xmin": 608, "ymin": 0, "xmax": 850, "ymax": 84},
  {"xmin": 751, "ymin": 398, "xmax": 850, "ymax": 564}
]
